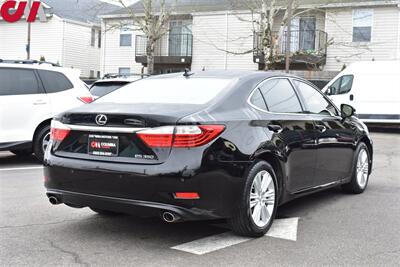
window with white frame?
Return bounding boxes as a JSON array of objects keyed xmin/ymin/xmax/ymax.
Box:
[
  {"xmin": 120, "ymin": 27, "xmax": 132, "ymax": 47},
  {"xmin": 91, "ymin": 28, "xmax": 96, "ymax": 47},
  {"xmin": 119, "ymin": 68, "xmax": 130, "ymax": 75},
  {"xmin": 352, "ymin": 9, "xmax": 373, "ymax": 42}
]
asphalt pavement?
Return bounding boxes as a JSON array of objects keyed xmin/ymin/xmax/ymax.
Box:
[{"xmin": 1, "ymin": 132, "xmax": 399, "ymax": 266}]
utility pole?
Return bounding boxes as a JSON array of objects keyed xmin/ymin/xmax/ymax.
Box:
[
  {"xmin": 27, "ymin": 0, "xmax": 32, "ymax": 59},
  {"xmin": 285, "ymin": 0, "xmax": 294, "ymax": 73}
]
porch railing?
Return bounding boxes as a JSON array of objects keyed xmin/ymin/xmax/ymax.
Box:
[{"xmin": 135, "ymin": 33, "xmax": 193, "ymax": 58}]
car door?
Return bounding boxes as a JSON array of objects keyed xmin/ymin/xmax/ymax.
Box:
[
  {"xmin": 292, "ymin": 79, "xmax": 355, "ymax": 186},
  {"xmin": 250, "ymin": 77, "xmax": 317, "ymax": 193},
  {"xmin": 0, "ymin": 67, "xmax": 51, "ymax": 143},
  {"xmin": 326, "ymin": 75, "xmax": 355, "ymax": 109}
]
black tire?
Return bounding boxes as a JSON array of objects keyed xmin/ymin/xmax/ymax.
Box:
[
  {"xmin": 341, "ymin": 142, "xmax": 370, "ymax": 194},
  {"xmin": 90, "ymin": 207, "xmax": 121, "ymax": 216},
  {"xmin": 10, "ymin": 149, "xmax": 32, "ymax": 157},
  {"xmin": 33, "ymin": 124, "xmax": 50, "ymax": 163},
  {"xmin": 229, "ymin": 160, "xmax": 278, "ymax": 237}
]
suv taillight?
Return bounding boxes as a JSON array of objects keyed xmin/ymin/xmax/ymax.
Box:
[
  {"xmin": 78, "ymin": 96, "xmax": 94, "ymax": 104},
  {"xmin": 50, "ymin": 120, "xmax": 70, "ymax": 142},
  {"xmin": 136, "ymin": 125, "xmax": 225, "ymax": 148}
]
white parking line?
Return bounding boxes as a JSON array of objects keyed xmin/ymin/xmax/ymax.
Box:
[
  {"xmin": 171, "ymin": 217, "xmax": 299, "ymax": 255},
  {"xmin": 0, "ymin": 166, "xmax": 44, "ymax": 172}
]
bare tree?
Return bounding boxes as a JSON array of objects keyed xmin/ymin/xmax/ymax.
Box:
[
  {"xmin": 230, "ymin": 0, "xmax": 327, "ymax": 70},
  {"xmin": 112, "ymin": 0, "xmax": 174, "ymax": 74}
]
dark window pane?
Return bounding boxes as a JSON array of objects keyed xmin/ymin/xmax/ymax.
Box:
[
  {"xmin": 339, "ymin": 75, "xmax": 353, "ymax": 94},
  {"xmin": 38, "ymin": 70, "xmax": 73, "ymax": 93},
  {"xmin": 0, "ymin": 68, "xmax": 39, "ymax": 96},
  {"xmin": 250, "ymin": 88, "xmax": 267, "ymax": 110},
  {"xmin": 120, "ymin": 34, "xmax": 132, "ymax": 46},
  {"xmin": 90, "ymin": 82, "xmax": 129, "ymax": 97},
  {"xmin": 353, "ymin": 27, "xmax": 371, "ymax": 42},
  {"xmin": 294, "ymin": 80, "xmax": 338, "ymax": 116},
  {"xmin": 259, "ymin": 79, "xmax": 302, "ymax": 113}
]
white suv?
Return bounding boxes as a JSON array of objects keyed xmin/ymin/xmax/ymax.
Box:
[{"xmin": 0, "ymin": 60, "xmax": 93, "ymax": 162}]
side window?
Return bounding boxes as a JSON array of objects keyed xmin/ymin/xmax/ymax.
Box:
[
  {"xmin": 338, "ymin": 75, "xmax": 353, "ymax": 94},
  {"xmin": 38, "ymin": 70, "xmax": 74, "ymax": 93},
  {"xmin": 249, "ymin": 88, "xmax": 267, "ymax": 110},
  {"xmin": 259, "ymin": 78, "xmax": 303, "ymax": 113},
  {"xmin": 329, "ymin": 75, "xmax": 354, "ymax": 95},
  {"xmin": 0, "ymin": 68, "xmax": 39, "ymax": 96},
  {"xmin": 293, "ymin": 80, "xmax": 338, "ymax": 116}
]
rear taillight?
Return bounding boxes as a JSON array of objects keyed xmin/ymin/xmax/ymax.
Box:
[
  {"xmin": 78, "ymin": 96, "xmax": 94, "ymax": 104},
  {"xmin": 136, "ymin": 125, "xmax": 225, "ymax": 148},
  {"xmin": 50, "ymin": 120, "xmax": 71, "ymax": 142}
]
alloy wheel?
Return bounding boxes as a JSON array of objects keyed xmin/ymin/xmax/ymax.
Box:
[
  {"xmin": 356, "ymin": 148, "xmax": 369, "ymax": 189},
  {"xmin": 42, "ymin": 132, "xmax": 51, "ymax": 153},
  {"xmin": 250, "ymin": 170, "xmax": 275, "ymax": 227}
]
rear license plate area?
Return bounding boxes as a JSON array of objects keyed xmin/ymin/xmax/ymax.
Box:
[{"xmin": 88, "ymin": 134, "xmax": 119, "ymax": 157}]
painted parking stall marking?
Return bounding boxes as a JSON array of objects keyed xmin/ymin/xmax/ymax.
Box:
[
  {"xmin": 172, "ymin": 217, "xmax": 299, "ymax": 255},
  {"xmin": 0, "ymin": 166, "xmax": 43, "ymax": 172}
]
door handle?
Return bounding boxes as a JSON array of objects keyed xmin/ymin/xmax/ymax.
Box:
[
  {"xmin": 267, "ymin": 124, "xmax": 283, "ymax": 133},
  {"xmin": 350, "ymin": 94, "xmax": 354, "ymax": 101},
  {"xmin": 315, "ymin": 125, "xmax": 327, "ymax": 133},
  {"xmin": 33, "ymin": 100, "xmax": 47, "ymax": 105}
]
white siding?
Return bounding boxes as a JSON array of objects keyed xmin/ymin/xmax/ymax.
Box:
[
  {"xmin": 101, "ymin": 20, "xmax": 143, "ymax": 75},
  {"xmin": 191, "ymin": 12, "xmax": 257, "ymax": 71},
  {"xmin": 325, "ymin": 6, "xmax": 400, "ymax": 71},
  {"xmin": 0, "ymin": 17, "xmax": 63, "ymax": 63},
  {"xmin": 62, "ymin": 21, "xmax": 101, "ymax": 78}
]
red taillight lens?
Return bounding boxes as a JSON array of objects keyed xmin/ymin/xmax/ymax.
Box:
[
  {"xmin": 50, "ymin": 121, "xmax": 71, "ymax": 142},
  {"xmin": 173, "ymin": 125, "xmax": 225, "ymax": 148},
  {"xmin": 136, "ymin": 125, "xmax": 225, "ymax": 148},
  {"xmin": 78, "ymin": 96, "xmax": 94, "ymax": 104},
  {"xmin": 174, "ymin": 192, "xmax": 200, "ymax": 199}
]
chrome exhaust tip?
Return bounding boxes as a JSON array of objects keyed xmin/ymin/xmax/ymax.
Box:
[
  {"xmin": 48, "ymin": 196, "xmax": 61, "ymax": 205},
  {"xmin": 162, "ymin": 211, "xmax": 179, "ymax": 223}
]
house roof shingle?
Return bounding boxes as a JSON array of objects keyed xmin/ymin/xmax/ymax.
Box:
[{"xmin": 42, "ymin": 0, "xmax": 120, "ymax": 23}]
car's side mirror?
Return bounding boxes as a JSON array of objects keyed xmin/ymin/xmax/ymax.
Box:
[
  {"xmin": 325, "ymin": 86, "xmax": 333, "ymax": 95},
  {"xmin": 341, "ymin": 104, "xmax": 355, "ymax": 119}
]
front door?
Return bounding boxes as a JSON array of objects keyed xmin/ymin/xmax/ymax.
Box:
[
  {"xmin": 292, "ymin": 79, "xmax": 355, "ymax": 186},
  {"xmin": 299, "ymin": 17, "xmax": 316, "ymax": 51}
]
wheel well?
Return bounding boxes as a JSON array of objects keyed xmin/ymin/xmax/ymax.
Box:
[
  {"xmin": 33, "ymin": 119, "xmax": 52, "ymax": 143},
  {"xmin": 256, "ymin": 152, "xmax": 284, "ymax": 201}
]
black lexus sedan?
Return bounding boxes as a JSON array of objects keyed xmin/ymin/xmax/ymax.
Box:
[{"xmin": 44, "ymin": 70, "xmax": 373, "ymax": 237}]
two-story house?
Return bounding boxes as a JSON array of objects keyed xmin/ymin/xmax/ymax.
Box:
[
  {"xmin": 100, "ymin": 0, "xmax": 400, "ymax": 78},
  {"xmin": 0, "ymin": 0, "xmax": 119, "ymax": 79}
]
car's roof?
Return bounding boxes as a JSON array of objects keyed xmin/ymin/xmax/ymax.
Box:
[
  {"xmin": 0, "ymin": 62, "xmax": 75, "ymax": 72},
  {"xmin": 93, "ymin": 77, "xmax": 142, "ymax": 84}
]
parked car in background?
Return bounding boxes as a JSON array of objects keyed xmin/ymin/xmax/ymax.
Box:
[
  {"xmin": 323, "ymin": 61, "xmax": 400, "ymax": 125},
  {"xmin": 89, "ymin": 73, "xmax": 147, "ymax": 98},
  {"xmin": 44, "ymin": 70, "xmax": 373, "ymax": 237},
  {"xmin": 0, "ymin": 60, "xmax": 93, "ymax": 162}
]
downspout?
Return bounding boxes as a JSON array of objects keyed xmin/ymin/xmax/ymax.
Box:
[
  {"xmin": 225, "ymin": 11, "xmax": 229, "ymax": 70},
  {"xmin": 61, "ymin": 20, "xmax": 65, "ymax": 66},
  {"xmin": 103, "ymin": 20, "xmax": 107, "ymax": 75},
  {"xmin": 397, "ymin": 4, "xmax": 400, "ymax": 59}
]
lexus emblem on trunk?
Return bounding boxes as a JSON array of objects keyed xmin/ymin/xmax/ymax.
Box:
[{"xmin": 95, "ymin": 114, "xmax": 108, "ymax": 126}]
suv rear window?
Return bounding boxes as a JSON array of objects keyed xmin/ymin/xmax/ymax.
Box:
[
  {"xmin": 98, "ymin": 77, "xmax": 233, "ymax": 105},
  {"xmin": 90, "ymin": 81, "xmax": 130, "ymax": 97},
  {"xmin": 38, "ymin": 70, "xmax": 73, "ymax": 93},
  {"xmin": 0, "ymin": 68, "xmax": 40, "ymax": 96}
]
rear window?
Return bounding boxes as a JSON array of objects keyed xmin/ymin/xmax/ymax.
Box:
[
  {"xmin": 0, "ymin": 68, "xmax": 40, "ymax": 96},
  {"xmin": 38, "ymin": 70, "xmax": 73, "ymax": 93},
  {"xmin": 98, "ymin": 77, "xmax": 233, "ymax": 105},
  {"xmin": 90, "ymin": 82, "xmax": 129, "ymax": 97}
]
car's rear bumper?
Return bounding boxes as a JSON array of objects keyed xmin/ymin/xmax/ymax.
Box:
[
  {"xmin": 46, "ymin": 189, "xmax": 215, "ymax": 220},
  {"xmin": 44, "ymin": 154, "xmax": 249, "ymax": 220}
]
